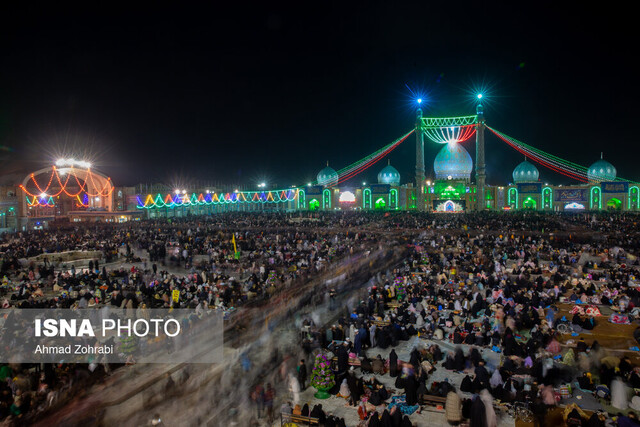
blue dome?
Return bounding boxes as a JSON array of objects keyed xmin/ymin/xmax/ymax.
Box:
[
  {"xmin": 317, "ymin": 165, "xmax": 338, "ymax": 186},
  {"xmin": 434, "ymin": 143, "xmax": 473, "ymax": 181},
  {"xmin": 512, "ymin": 160, "xmax": 539, "ymax": 183},
  {"xmin": 377, "ymin": 164, "xmax": 400, "ymax": 185},
  {"xmin": 588, "ymin": 159, "xmax": 616, "ymax": 183}
]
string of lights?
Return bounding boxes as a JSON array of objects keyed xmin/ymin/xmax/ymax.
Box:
[
  {"xmin": 489, "ymin": 127, "xmax": 634, "ymax": 183},
  {"xmin": 335, "ymin": 130, "xmax": 414, "ymax": 185},
  {"xmin": 420, "ymin": 115, "xmax": 478, "ymax": 128},
  {"xmin": 423, "ymin": 125, "xmax": 476, "ymax": 144},
  {"xmin": 136, "ymin": 188, "xmax": 299, "ymax": 209},
  {"xmin": 487, "ymin": 127, "xmax": 589, "ymax": 182},
  {"xmin": 20, "ymin": 166, "xmax": 114, "ymax": 198}
]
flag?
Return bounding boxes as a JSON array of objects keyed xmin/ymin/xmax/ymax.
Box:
[{"xmin": 232, "ymin": 233, "xmax": 240, "ymax": 259}]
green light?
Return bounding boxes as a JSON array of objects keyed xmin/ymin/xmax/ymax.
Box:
[
  {"xmin": 508, "ymin": 187, "xmax": 519, "ymax": 209},
  {"xmin": 375, "ymin": 197, "xmax": 386, "ymax": 210},
  {"xmin": 363, "ymin": 188, "xmax": 371, "ymax": 209},
  {"xmin": 590, "ymin": 186, "xmax": 601, "ymax": 210},
  {"xmin": 543, "ymin": 187, "xmax": 553, "ymax": 209},
  {"xmin": 420, "ymin": 115, "xmax": 478, "ymax": 129}
]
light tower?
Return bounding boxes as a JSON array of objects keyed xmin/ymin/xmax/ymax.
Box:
[
  {"xmin": 415, "ymin": 100, "xmax": 425, "ymax": 211},
  {"xmin": 475, "ymin": 94, "xmax": 486, "ymax": 210}
]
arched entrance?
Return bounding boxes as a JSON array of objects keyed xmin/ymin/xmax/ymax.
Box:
[
  {"xmin": 309, "ymin": 198, "xmax": 320, "ymax": 211},
  {"xmin": 523, "ymin": 197, "xmax": 537, "ymax": 210},
  {"xmin": 606, "ymin": 197, "xmax": 622, "ymax": 211},
  {"xmin": 374, "ymin": 197, "xmax": 386, "ymax": 210}
]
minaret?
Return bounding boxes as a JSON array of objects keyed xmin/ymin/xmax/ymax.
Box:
[
  {"xmin": 475, "ymin": 100, "xmax": 486, "ymax": 210},
  {"xmin": 415, "ymin": 107, "xmax": 425, "ymax": 211}
]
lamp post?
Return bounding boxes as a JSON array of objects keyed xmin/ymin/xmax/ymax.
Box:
[
  {"xmin": 415, "ymin": 99, "xmax": 425, "ymax": 211},
  {"xmin": 475, "ymin": 94, "xmax": 486, "ymax": 211}
]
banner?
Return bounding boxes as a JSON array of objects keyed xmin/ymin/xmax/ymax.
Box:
[
  {"xmin": 370, "ymin": 184, "xmax": 391, "ymax": 194},
  {"xmin": 601, "ymin": 181, "xmax": 628, "ymax": 193},
  {"xmin": 517, "ymin": 183, "xmax": 541, "ymax": 194},
  {"xmin": 305, "ymin": 185, "xmax": 323, "ymax": 196},
  {"xmin": 556, "ymin": 188, "xmax": 588, "ymax": 202}
]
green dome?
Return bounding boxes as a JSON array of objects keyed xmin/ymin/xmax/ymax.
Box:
[
  {"xmin": 377, "ymin": 164, "xmax": 400, "ymax": 185},
  {"xmin": 588, "ymin": 159, "xmax": 616, "ymax": 183},
  {"xmin": 512, "ymin": 160, "xmax": 539, "ymax": 183},
  {"xmin": 317, "ymin": 165, "xmax": 338, "ymax": 186},
  {"xmin": 434, "ymin": 142, "xmax": 473, "ymax": 180}
]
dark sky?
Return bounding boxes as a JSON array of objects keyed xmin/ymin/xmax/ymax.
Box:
[{"xmin": 1, "ymin": 2, "xmax": 637, "ymax": 189}]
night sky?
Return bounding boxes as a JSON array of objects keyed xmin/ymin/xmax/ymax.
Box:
[{"xmin": 1, "ymin": 3, "xmax": 637, "ymax": 189}]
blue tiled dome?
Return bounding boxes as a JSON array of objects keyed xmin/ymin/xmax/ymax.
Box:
[
  {"xmin": 377, "ymin": 164, "xmax": 400, "ymax": 185},
  {"xmin": 512, "ymin": 160, "xmax": 539, "ymax": 183},
  {"xmin": 317, "ymin": 165, "xmax": 338, "ymax": 186},
  {"xmin": 588, "ymin": 159, "xmax": 616, "ymax": 183},
  {"xmin": 434, "ymin": 143, "xmax": 473, "ymax": 180}
]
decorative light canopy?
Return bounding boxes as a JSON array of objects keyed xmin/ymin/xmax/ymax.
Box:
[{"xmin": 20, "ymin": 165, "xmax": 114, "ymax": 208}]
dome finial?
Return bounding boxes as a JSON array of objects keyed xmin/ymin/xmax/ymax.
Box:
[
  {"xmin": 388, "ymin": 159, "xmax": 390, "ymax": 166},
  {"xmin": 326, "ymin": 160, "xmax": 329, "ymax": 167},
  {"xmin": 601, "ymin": 152, "xmax": 603, "ymax": 160}
]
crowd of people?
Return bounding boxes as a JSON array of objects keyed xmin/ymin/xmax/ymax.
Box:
[
  {"xmin": 283, "ymin": 211, "xmax": 640, "ymax": 426},
  {"xmin": 1, "ymin": 211, "xmax": 640, "ymax": 425}
]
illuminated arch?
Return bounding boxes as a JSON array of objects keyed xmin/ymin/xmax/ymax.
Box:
[
  {"xmin": 629, "ymin": 186, "xmax": 639, "ymax": 210},
  {"xmin": 389, "ymin": 188, "xmax": 398, "ymax": 209},
  {"xmin": 590, "ymin": 186, "xmax": 601, "ymax": 210},
  {"xmin": 523, "ymin": 197, "xmax": 537, "ymax": 210},
  {"xmin": 363, "ymin": 188, "xmax": 371, "ymax": 209},
  {"xmin": 508, "ymin": 187, "xmax": 518, "ymax": 209},
  {"xmin": 374, "ymin": 197, "xmax": 386, "ymax": 210},
  {"xmin": 339, "ymin": 191, "xmax": 356, "ymax": 204},
  {"xmin": 322, "ymin": 189, "xmax": 331, "ymax": 210},
  {"xmin": 542, "ymin": 187, "xmax": 553, "ymax": 210},
  {"xmin": 606, "ymin": 197, "xmax": 622, "ymax": 211},
  {"xmin": 20, "ymin": 165, "xmax": 114, "ymax": 215},
  {"xmin": 298, "ymin": 189, "xmax": 306, "ymax": 209}
]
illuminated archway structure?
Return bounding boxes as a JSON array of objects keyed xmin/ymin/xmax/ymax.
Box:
[{"xmin": 19, "ymin": 160, "xmax": 114, "ymax": 219}]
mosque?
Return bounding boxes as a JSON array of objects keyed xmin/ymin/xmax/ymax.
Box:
[
  {"xmin": 1, "ymin": 103, "xmax": 637, "ymax": 231},
  {"xmin": 300, "ymin": 104, "xmax": 637, "ymax": 213},
  {"xmin": 300, "ymin": 150, "xmax": 635, "ymax": 213}
]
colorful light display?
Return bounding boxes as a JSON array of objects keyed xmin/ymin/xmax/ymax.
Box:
[
  {"xmin": 423, "ymin": 124, "xmax": 476, "ymax": 144},
  {"xmin": 20, "ymin": 166, "xmax": 114, "ymax": 199},
  {"xmin": 136, "ymin": 189, "xmax": 299, "ymax": 209},
  {"xmin": 420, "ymin": 115, "xmax": 478, "ymax": 128},
  {"xmin": 488, "ymin": 127, "xmax": 634, "ymax": 184},
  {"xmin": 334, "ymin": 130, "xmax": 414, "ymax": 185},
  {"xmin": 21, "ymin": 165, "xmax": 113, "ymax": 209}
]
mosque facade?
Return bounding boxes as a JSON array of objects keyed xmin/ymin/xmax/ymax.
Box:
[
  {"xmin": 2, "ymin": 107, "xmax": 638, "ymax": 232},
  {"xmin": 298, "ymin": 152, "xmax": 637, "ymax": 213},
  {"xmin": 297, "ymin": 104, "xmax": 637, "ymax": 213}
]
